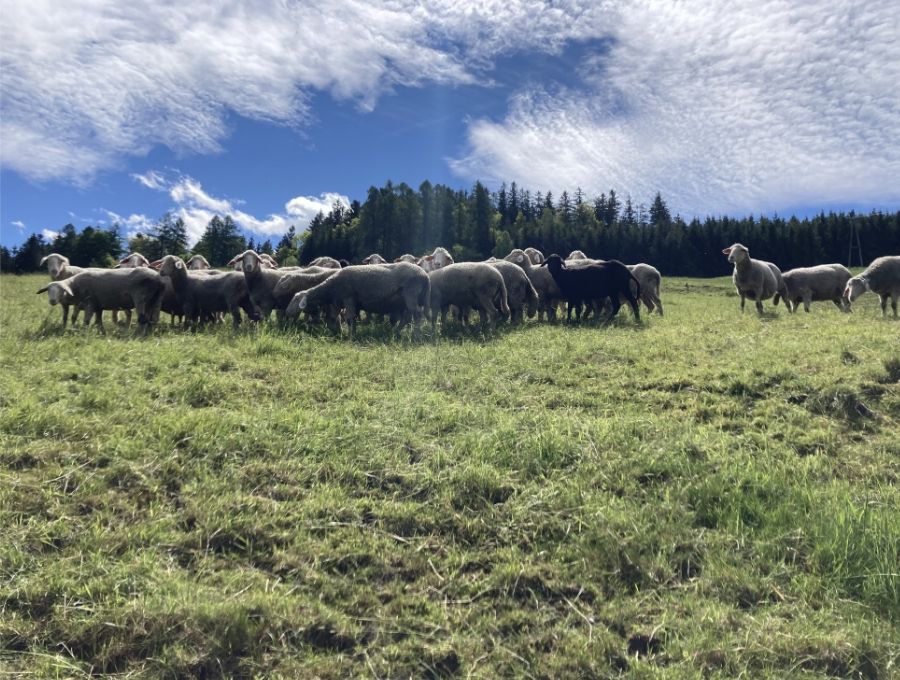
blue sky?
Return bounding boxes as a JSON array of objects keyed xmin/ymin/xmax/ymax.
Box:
[{"xmin": 2, "ymin": 1, "xmax": 899, "ymax": 248}]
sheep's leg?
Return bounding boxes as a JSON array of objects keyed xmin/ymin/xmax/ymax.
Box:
[
  {"xmin": 891, "ymin": 292, "xmax": 898, "ymax": 318},
  {"xmin": 624, "ymin": 290, "xmax": 641, "ymax": 322},
  {"xmin": 755, "ymin": 298, "xmax": 764, "ymax": 315},
  {"xmin": 62, "ymin": 304, "xmax": 69, "ymax": 327},
  {"xmin": 880, "ymin": 294, "xmax": 888, "ymax": 317},
  {"xmin": 803, "ymin": 296, "xmax": 811, "ymax": 313},
  {"xmin": 740, "ymin": 294, "xmax": 746, "ymax": 312},
  {"xmin": 72, "ymin": 306, "xmax": 81, "ymax": 325},
  {"xmin": 652, "ymin": 293, "xmax": 664, "ymax": 316},
  {"xmin": 606, "ymin": 295, "xmax": 621, "ymax": 323}
]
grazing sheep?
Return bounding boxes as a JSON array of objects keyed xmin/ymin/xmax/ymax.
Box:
[
  {"xmin": 524, "ymin": 247, "xmax": 545, "ymax": 265},
  {"xmin": 308, "ymin": 256, "xmax": 343, "ymax": 269},
  {"xmin": 286, "ymin": 262, "xmax": 429, "ymax": 337},
  {"xmin": 362, "ymin": 253, "xmax": 388, "ymax": 265},
  {"xmin": 504, "ymin": 248, "xmax": 565, "ymax": 321},
  {"xmin": 394, "ymin": 254, "xmax": 418, "ymax": 263},
  {"xmin": 542, "ymin": 254, "xmax": 641, "ymax": 323},
  {"xmin": 773, "ymin": 264, "xmax": 852, "ymax": 313},
  {"xmin": 843, "ymin": 255, "xmax": 900, "ymax": 317},
  {"xmin": 39, "ymin": 253, "xmax": 88, "ymax": 325},
  {"xmin": 428, "ymin": 262, "xmax": 510, "ymax": 333},
  {"xmin": 628, "ymin": 264, "xmax": 664, "ymax": 315},
  {"xmin": 153, "ymin": 255, "xmax": 257, "ymax": 327},
  {"xmin": 186, "ymin": 254, "xmax": 212, "ymax": 270},
  {"xmin": 272, "ymin": 266, "xmax": 340, "ymax": 320},
  {"xmin": 722, "ymin": 243, "xmax": 786, "ymax": 314},
  {"xmin": 36, "ymin": 268, "xmax": 164, "ymax": 332}
]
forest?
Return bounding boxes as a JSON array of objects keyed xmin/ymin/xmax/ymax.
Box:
[{"xmin": 4, "ymin": 180, "xmax": 898, "ymax": 276}]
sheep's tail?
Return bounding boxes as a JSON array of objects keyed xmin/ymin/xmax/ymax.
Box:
[
  {"xmin": 498, "ymin": 278, "xmax": 510, "ymax": 318},
  {"xmin": 629, "ymin": 271, "xmax": 641, "ymax": 301}
]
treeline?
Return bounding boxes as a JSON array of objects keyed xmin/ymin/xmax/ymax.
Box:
[
  {"xmin": 298, "ymin": 181, "xmax": 900, "ymax": 276},
  {"xmin": 4, "ymin": 180, "xmax": 899, "ymax": 276}
]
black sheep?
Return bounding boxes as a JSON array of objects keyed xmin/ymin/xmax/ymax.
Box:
[{"xmin": 541, "ymin": 254, "xmax": 642, "ymax": 322}]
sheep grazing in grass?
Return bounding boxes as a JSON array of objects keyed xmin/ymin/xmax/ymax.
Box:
[
  {"xmin": 427, "ymin": 262, "xmax": 510, "ymax": 334},
  {"xmin": 542, "ymin": 254, "xmax": 641, "ymax": 323},
  {"xmin": 308, "ymin": 256, "xmax": 343, "ymax": 269},
  {"xmin": 362, "ymin": 253, "xmax": 388, "ymax": 265},
  {"xmin": 722, "ymin": 243, "xmax": 786, "ymax": 314},
  {"xmin": 844, "ymin": 255, "xmax": 900, "ymax": 318},
  {"xmin": 272, "ymin": 267, "xmax": 340, "ymax": 320},
  {"xmin": 286, "ymin": 263, "xmax": 429, "ymax": 337},
  {"xmin": 153, "ymin": 255, "xmax": 257, "ymax": 328},
  {"xmin": 524, "ymin": 247, "xmax": 545, "ymax": 265},
  {"xmin": 485, "ymin": 260, "xmax": 538, "ymax": 323},
  {"xmin": 186, "ymin": 254, "xmax": 211, "ymax": 270},
  {"xmin": 37, "ymin": 268, "xmax": 164, "ymax": 333},
  {"xmin": 774, "ymin": 264, "xmax": 853, "ymax": 313},
  {"xmin": 504, "ymin": 248, "xmax": 564, "ymax": 321}
]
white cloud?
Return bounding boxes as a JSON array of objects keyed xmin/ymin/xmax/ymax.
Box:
[
  {"xmin": 41, "ymin": 229, "xmax": 59, "ymax": 241},
  {"xmin": 11, "ymin": 220, "xmax": 26, "ymax": 232},
  {"xmin": 131, "ymin": 170, "xmax": 167, "ymax": 191},
  {"xmin": 451, "ymin": 0, "xmax": 900, "ymax": 216},
  {"xmin": 130, "ymin": 170, "xmax": 348, "ymax": 245},
  {"xmin": 102, "ymin": 210, "xmax": 156, "ymax": 238}
]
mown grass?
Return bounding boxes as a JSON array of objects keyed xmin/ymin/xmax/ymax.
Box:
[{"xmin": 1, "ymin": 273, "xmax": 898, "ymax": 678}]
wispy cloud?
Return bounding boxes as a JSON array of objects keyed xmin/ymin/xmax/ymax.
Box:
[
  {"xmin": 11, "ymin": 220, "xmax": 26, "ymax": 232},
  {"xmin": 450, "ymin": 0, "xmax": 900, "ymax": 216},
  {"xmin": 131, "ymin": 170, "xmax": 167, "ymax": 191},
  {"xmin": 130, "ymin": 171, "xmax": 348, "ymax": 245},
  {"xmin": 41, "ymin": 229, "xmax": 59, "ymax": 241}
]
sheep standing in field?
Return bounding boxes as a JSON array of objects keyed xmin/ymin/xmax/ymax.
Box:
[
  {"xmin": 286, "ymin": 262, "xmax": 429, "ymax": 337},
  {"xmin": 843, "ymin": 255, "xmax": 900, "ymax": 318},
  {"xmin": 272, "ymin": 267, "xmax": 340, "ymax": 321},
  {"xmin": 39, "ymin": 253, "xmax": 88, "ymax": 325},
  {"xmin": 543, "ymin": 254, "xmax": 641, "ymax": 323},
  {"xmin": 564, "ymin": 252, "xmax": 663, "ymax": 315},
  {"xmin": 504, "ymin": 248, "xmax": 564, "ymax": 321},
  {"xmin": 153, "ymin": 255, "xmax": 257, "ymax": 328},
  {"xmin": 524, "ymin": 247, "xmax": 545, "ymax": 265},
  {"xmin": 37, "ymin": 268, "xmax": 164, "ymax": 332},
  {"xmin": 773, "ymin": 264, "xmax": 852, "ymax": 313},
  {"xmin": 428, "ymin": 262, "xmax": 510, "ymax": 334},
  {"xmin": 722, "ymin": 243, "xmax": 786, "ymax": 314},
  {"xmin": 227, "ymin": 250, "xmax": 289, "ymax": 320},
  {"xmin": 485, "ymin": 259, "xmax": 538, "ymax": 323}
]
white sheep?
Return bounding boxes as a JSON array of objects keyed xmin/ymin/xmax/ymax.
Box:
[
  {"xmin": 844, "ymin": 255, "xmax": 900, "ymax": 317},
  {"xmin": 722, "ymin": 243, "xmax": 786, "ymax": 314},
  {"xmin": 427, "ymin": 262, "xmax": 510, "ymax": 333},
  {"xmin": 774, "ymin": 264, "xmax": 852, "ymax": 313},
  {"xmin": 524, "ymin": 247, "xmax": 545, "ymax": 265},
  {"xmin": 362, "ymin": 253, "xmax": 388, "ymax": 265}
]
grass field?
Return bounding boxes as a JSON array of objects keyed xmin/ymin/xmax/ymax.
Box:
[{"xmin": 1, "ymin": 272, "xmax": 898, "ymax": 678}]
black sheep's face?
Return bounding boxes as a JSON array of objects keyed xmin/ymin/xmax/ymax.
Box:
[{"xmin": 542, "ymin": 254, "xmax": 565, "ymax": 271}]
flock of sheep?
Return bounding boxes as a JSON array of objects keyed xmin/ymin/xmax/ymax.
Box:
[{"xmin": 33, "ymin": 244, "xmax": 900, "ymax": 337}]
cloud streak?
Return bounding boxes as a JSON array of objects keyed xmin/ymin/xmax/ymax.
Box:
[
  {"xmin": 450, "ymin": 0, "xmax": 900, "ymax": 216},
  {"xmin": 125, "ymin": 171, "xmax": 348, "ymax": 246}
]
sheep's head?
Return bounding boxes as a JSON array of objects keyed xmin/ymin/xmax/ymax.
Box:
[
  {"xmin": 186, "ymin": 254, "xmax": 211, "ymax": 270},
  {"xmin": 362, "ymin": 253, "xmax": 387, "ymax": 265},
  {"xmin": 723, "ymin": 243, "xmax": 749, "ymax": 264},
  {"xmin": 260, "ymin": 254, "xmax": 279, "ymax": 269},
  {"xmin": 541, "ymin": 254, "xmax": 565, "ymax": 272},
  {"xmin": 36, "ymin": 280, "xmax": 73, "ymax": 305},
  {"xmin": 286, "ymin": 292, "xmax": 309, "ymax": 318},
  {"xmin": 431, "ymin": 247, "xmax": 454, "ymax": 268},
  {"xmin": 40, "ymin": 253, "xmax": 69, "ymax": 279},
  {"xmin": 567, "ymin": 250, "xmax": 587, "ymax": 261},
  {"xmin": 843, "ymin": 277, "xmax": 868, "ymax": 303},
  {"xmin": 525, "ymin": 248, "xmax": 545, "ymax": 265},
  {"xmin": 152, "ymin": 255, "xmax": 185, "ymax": 276},
  {"xmin": 504, "ymin": 249, "xmax": 528, "ymax": 266},
  {"xmin": 116, "ymin": 253, "xmax": 150, "ymax": 268},
  {"xmin": 418, "ymin": 255, "xmax": 436, "ymax": 272}
]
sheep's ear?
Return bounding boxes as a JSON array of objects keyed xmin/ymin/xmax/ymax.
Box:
[
  {"xmin": 114, "ymin": 263, "xmax": 124, "ymax": 268},
  {"xmin": 299, "ymin": 295, "xmax": 308, "ymax": 310},
  {"xmin": 175, "ymin": 259, "xmax": 184, "ymax": 270},
  {"xmin": 39, "ymin": 256, "xmax": 50, "ymax": 267},
  {"xmin": 722, "ymin": 247, "xmax": 732, "ymax": 255},
  {"xmin": 517, "ymin": 254, "xmax": 524, "ymax": 263},
  {"xmin": 36, "ymin": 285, "xmax": 50, "ymax": 294}
]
